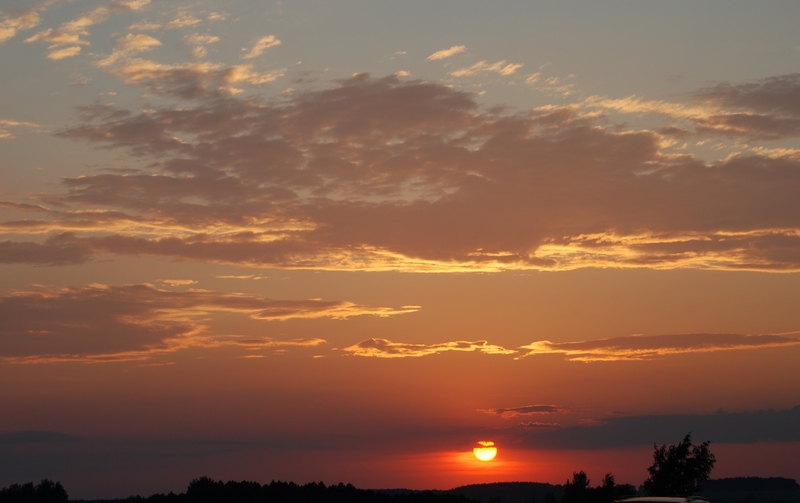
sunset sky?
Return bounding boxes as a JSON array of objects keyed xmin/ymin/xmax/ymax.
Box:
[{"xmin": 2, "ymin": 0, "xmax": 800, "ymax": 498}]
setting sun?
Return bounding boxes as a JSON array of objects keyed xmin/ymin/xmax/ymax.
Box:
[{"xmin": 473, "ymin": 441, "xmax": 498, "ymax": 461}]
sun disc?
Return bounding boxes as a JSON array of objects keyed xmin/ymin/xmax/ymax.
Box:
[{"xmin": 473, "ymin": 441, "xmax": 497, "ymax": 461}]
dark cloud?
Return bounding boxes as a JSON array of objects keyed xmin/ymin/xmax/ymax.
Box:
[
  {"xmin": 0, "ymin": 284, "xmax": 415, "ymax": 362},
  {"xmin": 0, "ymin": 233, "xmax": 93, "ymax": 265},
  {"xmin": 479, "ymin": 405, "xmax": 566, "ymax": 417},
  {"xmin": 4, "ymin": 74, "xmax": 800, "ymax": 271},
  {"xmin": 515, "ymin": 406, "xmax": 800, "ymax": 449},
  {"xmin": 696, "ymin": 73, "xmax": 800, "ymax": 117}
]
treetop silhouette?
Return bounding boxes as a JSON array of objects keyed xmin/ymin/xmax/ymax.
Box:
[{"xmin": 642, "ymin": 433, "xmax": 716, "ymax": 497}]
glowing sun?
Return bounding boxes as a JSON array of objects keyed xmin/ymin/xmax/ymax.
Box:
[{"xmin": 473, "ymin": 441, "xmax": 498, "ymax": 461}]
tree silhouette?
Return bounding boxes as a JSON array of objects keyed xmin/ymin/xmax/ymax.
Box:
[
  {"xmin": 561, "ymin": 472, "xmax": 634, "ymax": 503},
  {"xmin": 643, "ymin": 433, "xmax": 716, "ymax": 497},
  {"xmin": 0, "ymin": 480, "xmax": 68, "ymax": 503}
]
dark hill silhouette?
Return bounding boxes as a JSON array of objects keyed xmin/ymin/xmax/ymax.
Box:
[
  {"xmin": 445, "ymin": 482, "xmax": 564, "ymax": 503},
  {"xmin": 703, "ymin": 478, "xmax": 800, "ymax": 492},
  {"xmin": 4, "ymin": 476, "xmax": 800, "ymax": 503},
  {"xmin": 698, "ymin": 477, "xmax": 800, "ymax": 502}
]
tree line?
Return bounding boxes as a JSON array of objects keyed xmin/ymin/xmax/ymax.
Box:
[{"xmin": 0, "ymin": 433, "xmax": 722, "ymax": 503}]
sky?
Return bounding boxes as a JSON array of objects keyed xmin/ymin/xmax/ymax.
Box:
[{"xmin": 2, "ymin": 0, "xmax": 800, "ymax": 498}]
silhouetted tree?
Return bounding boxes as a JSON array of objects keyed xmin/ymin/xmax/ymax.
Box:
[
  {"xmin": 562, "ymin": 471, "xmax": 591, "ymax": 503},
  {"xmin": 561, "ymin": 472, "xmax": 634, "ymax": 503},
  {"xmin": 0, "ymin": 480, "xmax": 67, "ymax": 503},
  {"xmin": 643, "ymin": 433, "xmax": 716, "ymax": 497}
]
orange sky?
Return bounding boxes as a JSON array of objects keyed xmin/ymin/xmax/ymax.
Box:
[{"xmin": 2, "ymin": 0, "xmax": 800, "ymax": 498}]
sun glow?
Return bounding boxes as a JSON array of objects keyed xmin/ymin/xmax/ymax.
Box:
[{"xmin": 473, "ymin": 441, "xmax": 498, "ymax": 461}]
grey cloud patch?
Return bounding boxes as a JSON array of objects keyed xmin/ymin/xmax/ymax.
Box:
[
  {"xmin": 515, "ymin": 406, "xmax": 800, "ymax": 449},
  {"xmin": 696, "ymin": 73, "xmax": 800, "ymax": 117},
  {"xmin": 0, "ymin": 233, "xmax": 93, "ymax": 265},
  {"xmin": 480, "ymin": 404, "xmax": 566, "ymax": 417}
]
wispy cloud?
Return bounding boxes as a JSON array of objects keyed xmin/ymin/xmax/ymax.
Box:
[
  {"xmin": 96, "ymin": 33, "xmax": 161, "ymax": 67},
  {"xmin": 450, "ymin": 60, "xmax": 522, "ymax": 77},
  {"xmin": 344, "ymin": 338, "xmax": 514, "ymax": 358},
  {"xmin": 479, "ymin": 404, "xmax": 566, "ymax": 417},
  {"xmin": 0, "ymin": 3, "xmax": 48, "ymax": 44},
  {"xmin": 166, "ymin": 13, "xmax": 201, "ymax": 29},
  {"xmin": 24, "ymin": 0, "xmax": 151, "ymax": 60},
  {"xmin": 109, "ymin": 59, "xmax": 285, "ymax": 97},
  {"xmin": 426, "ymin": 45, "xmax": 465, "ymax": 61},
  {"xmin": 587, "ymin": 74, "xmax": 800, "ymax": 140},
  {"xmin": 519, "ymin": 333, "xmax": 800, "ymax": 362},
  {"xmin": 183, "ymin": 33, "xmax": 219, "ymax": 58},
  {"xmin": 241, "ymin": 35, "xmax": 280, "ymax": 59},
  {"xmin": 0, "ymin": 119, "xmax": 40, "ymax": 139},
  {"xmin": 0, "ymin": 284, "xmax": 416, "ymax": 363}
]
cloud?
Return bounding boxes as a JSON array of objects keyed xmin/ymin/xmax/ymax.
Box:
[
  {"xmin": 158, "ymin": 279, "xmax": 197, "ymax": 286},
  {"xmin": 97, "ymin": 33, "xmax": 161, "ymax": 67},
  {"xmin": 129, "ymin": 19, "xmax": 160, "ymax": 31},
  {"xmin": 343, "ymin": 338, "xmax": 515, "ymax": 358},
  {"xmin": 166, "ymin": 14, "xmax": 202, "ymax": 29},
  {"xmin": 515, "ymin": 406, "xmax": 800, "ymax": 449},
  {"xmin": 242, "ymin": 35, "xmax": 281, "ymax": 59},
  {"xmin": 108, "ymin": 59, "xmax": 285, "ymax": 98},
  {"xmin": 183, "ymin": 33, "xmax": 220, "ymax": 58},
  {"xmin": 0, "ymin": 3, "xmax": 47, "ymax": 43},
  {"xmin": 518, "ymin": 422, "xmax": 561, "ymax": 428},
  {"xmin": 0, "ymin": 119, "xmax": 40, "ymax": 139},
  {"xmin": 587, "ymin": 74, "xmax": 800, "ymax": 140},
  {"xmin": 519, "ymin": 333, "xmax": 800, "ymax": 362},
  {"xmin": 426, "ymin": 45, "xmax": 465, "ymax": 61},
  {"xmin": 0, "ymin": 284, "xmax": 416, "ymax": 363},
  {"xmin": 450, "ymin": 60, "xmax": 522, "ymax": 77},
  {"xmin": 479, "ymin": 404, "xmax": 566, "ymax": 417},
  {"xmin": 24, "ymin": 0, "xmax": 151, "ymax": 59},
  {"xmin": 3, "ymin": 73, "xmax": 800, "ymax": 272},
  {"xmin": 695, "ymin": 73, "xmax": 800, "ymax": 117}
]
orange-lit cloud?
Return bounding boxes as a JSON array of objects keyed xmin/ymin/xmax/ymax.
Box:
[
  {"xmin": 0, "ymin": 284, "xmax": 416, "ymax": 363},
  {"xmin": 450, "ymin": 60, "xmax": 522, "ymax": 77},
  {"xmin": 587, "ymin": 74, "xmax": 800, "ymax": 140},
  {"xmin": 426, "ymin": 45, "xmax": 465, "ymax": 61},
  {"xmin": 107, "ymin": 58, "xmax": 285, "ymax": 97},
  {"xmin": 242, "ymin": 35, "xmax": 281, "ymax": 59},
  {"xmin": 3, "ymin": 74, "xmax": 800, "ymax": 272},
  {"xmin": 183, "ymin": 33, "xmax": 220, "ymax": 59},
  {"xmin": 166, "ymin": 13, "xmax": 202, "ymax": 29},
  {"xmin": 0, "ymin": 119, "xmax": 40, "ymax": 139},
  {"xmin": 0, "ymin": 3, "xmax": 46, "ymax": 43},
  {"xmin": 519, "ymin": 333, "xmax": 800, "ymax": 362},
  {"xmin": 344, "ymin": 338, "xmax": 515, "ymax": 358},
  {"xmin": 97, "ymin": 33, "xmax": 161, "ymax": 66},
  {"xmin": 24, "ymin": 0, "xmax": 151, "ymax": 60}
]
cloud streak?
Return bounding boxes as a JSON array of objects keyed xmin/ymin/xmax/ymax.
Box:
[
  {"xmin": 520, "ymin": 333, "xmax": 800, "ymax": 362},
  {"xmin": 450, "ymin": 60, "xmax": 522, "ymax": 77},
  {"xmin": 426, "ymin": 45, "xmax": 465, "ymax": 61},
  {"xmin": 0, "ymin": 3, "xmax": 48, "ymax": 44},
  {"xmin": 479, "ymin": 404, "xmax": 566, "ymax": 417},
  {"xmin": 0, "ymin": 284, "xmax": 417, "ymax": 363},
  {"xmin": 242, "ymin": 35, "xmax": 280, "ymax": 59},
  {"xmin": 343, "ymin": 338, "xmax": 514, "ymax": 358},
  {"xmin": 24, "ymin": 0, "xmax": 151, "ymax": 60}
]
